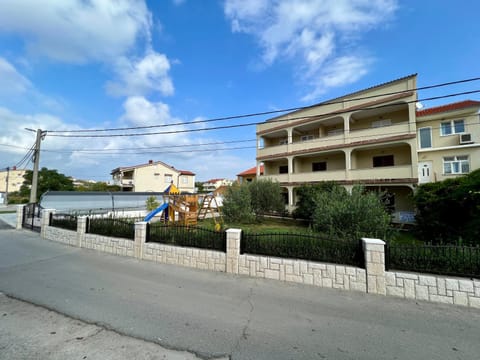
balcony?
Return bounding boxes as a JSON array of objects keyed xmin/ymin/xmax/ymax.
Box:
[
  {"xmin": 349, "ymin": 165, "xmax": 414, "ymax": 181},
  {"xmin": 290, "ymin": 170, "xmax": 347, "ymax": 183}
]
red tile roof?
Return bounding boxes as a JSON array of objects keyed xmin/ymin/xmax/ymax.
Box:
[
  {"xmin": 179, "ymin": 170, "xmax": 195, "ymax": 176},
  {"xmin": 237, "ymin": 165, "xmax": 264, "ymax": 177},
  {"xmin": 416, "ymin": 100, "xmax": 480, "ymax": 117}
]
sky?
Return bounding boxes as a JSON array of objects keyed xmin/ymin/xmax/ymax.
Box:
[{"xmin": 1, "ymin": 0, "xmax": 480, "ymax": 183}]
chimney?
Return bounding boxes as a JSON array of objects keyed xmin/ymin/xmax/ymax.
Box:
[{"xmin": 148, "ymin": 160, "xmax": 153, "ymax": 164}]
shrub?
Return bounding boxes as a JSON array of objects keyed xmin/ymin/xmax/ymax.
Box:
[
  {"xmin": 312, "ymin": 185, "xmax": 390, "ymax": 240},
  {"xmin": 293, "ymin": 182, "xmax": 337, "ymax": 224},
  {"xmin": 146, "ymin": 196, "xmax": 160, "ymax": 211},
  {"xmin": 222, "ymin": 183, "xmax": 255, "ymax": 223}
]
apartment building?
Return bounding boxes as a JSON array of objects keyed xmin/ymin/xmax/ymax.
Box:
[
  {"xmin": 111, "ymin": 160, "xmax": 195, "ymax": 193},
  {"xmin": 0, "ymin": 167, "xmax": 27, "ymax": 203},
  {"xmin": 256, "ymin": 74, "xmax": 419, "ymax": 220},
  {"xmin": 416, "ymin": 100, "xmax": 480, "ymax": 183},
  {"xmin": 203, "ymin": 178, "xmax": 233, "ymax": 192}
]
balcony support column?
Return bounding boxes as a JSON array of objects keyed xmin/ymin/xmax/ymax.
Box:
[
  {"xmin": 344, "ymin": 149, "xmax": 352, "ymax": 180},
  {"xmin": 287, "ymin": 128, "xmax": 293, "ymax": 144},
  {"xmin": 343, "ymin": 115, "xmax": 350, "ymax": 139},
  {"xmin": 288, "ymin": 156, "xmax": 294, "ymax": 174}
]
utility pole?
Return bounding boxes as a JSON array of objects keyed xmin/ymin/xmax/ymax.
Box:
[
  {"xmin": 5, "ymin": 166, "xmax": 9, "ymax": 205},
  {"xmin": 29, "ymin": 129, "xmax": 45, "ymax": 203}
]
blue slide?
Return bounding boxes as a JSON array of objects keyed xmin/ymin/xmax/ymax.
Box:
[{"xmin": 144, "ymin": 202, "xmax": 168, "ymax": 222}]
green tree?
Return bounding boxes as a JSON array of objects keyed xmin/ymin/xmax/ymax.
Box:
[
  {"xmin": 293, "ymin": 182, "xmax": 337, "ymax": 224},
  {"xmin": 145, "ymin": 196, "xmax": 160, "ymax": 211},
  {"xmin": 195, "ymin": 181, "xmax": 205, "ymax": 193},
  {"xmin": 222, "ymin": 183, "xmax": 255, "ymax": 223},
  {"xmin": 248, "ymin": 179, "xmax": 285, "ymax": 219},
  {"xmin": 312, "ymin": 184, "xmax": 391, "ymax": 240},
  {"xmin": 20, "ymin": 167, "xmax": 74, "ymax": 201},
  {"xmin": 76, "ymin": 182, "xmax": 121, "ymax": 192}
]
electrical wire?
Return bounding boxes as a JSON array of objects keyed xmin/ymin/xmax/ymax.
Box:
[
  {"xmin": 45, "ymin": 90, "xmax": 480, "ymax": 138},
  {"xmin": 44, "ymin": 76, "xmax": 480, "ymax": 134}
]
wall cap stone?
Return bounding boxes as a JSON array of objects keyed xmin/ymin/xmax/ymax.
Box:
[
  {"xmin": 362, "ymin": 238, "xmax": 386, "ymax": 246},
  {"xmin": 226, "ymin": 228, "xmax": 242, "ymax": 235}
]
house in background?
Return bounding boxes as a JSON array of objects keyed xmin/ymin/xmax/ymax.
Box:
[
  {"xmin": 236, "ymin": 165, "xmax": 264, "ymax": 183},
  {"xmin": 416, "ymin": 100, "xmax": 480, "ymax": 183},
  {"xmin": 0, "ymin": 167, "xmax": 27, "ymax": 204},
  {"xmin": 202, "ymin": 178, "xmax": 233, "ymax": 192},
  {"xmin": 256, "ymin": 74, "xmax": 419, "ymax": 219},
  {"xmin": 111, "ymin": 160, "xmax": 195, "ymax": 193}
]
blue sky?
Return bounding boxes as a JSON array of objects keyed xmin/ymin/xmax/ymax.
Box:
[{"xmin": 1, "ymin": 0, "xmax": 479, "ymax": 183}]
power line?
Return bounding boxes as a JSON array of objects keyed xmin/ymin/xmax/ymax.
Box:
[
  {"xmin": 44, "ymin": 76, "xmax": 480, "ymax": 134},
  {"xmin": 45, "ymin": 89, "xmax": 480, "ymax": 138}
]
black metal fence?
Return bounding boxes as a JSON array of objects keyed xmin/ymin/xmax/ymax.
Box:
[
  {"xmin": 241, "ymin": 232, "xmax": 364, "ymax": 268},
  {"xmin": 386, "ymin": 243, "xmax": 480, "ymax": 278},
  {"xmin": 86, "ymin": 217, "xmax": 136, "ymax": 240},
  {"xmin": 49, "ymin": 213, "xmax": 78, "ymax": 231},
  {"xmin": 147, "ymin": 223, "xmax": 226, "ymax": 252},
  {"xmin": 22, "ymin": 203, "xmax": 42, "ymax": 232}
]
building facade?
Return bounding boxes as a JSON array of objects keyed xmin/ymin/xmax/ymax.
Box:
[
  {"xmin": 111, "ymin": 160, "xmax": 195, "ymax": 193},
  {"xmin": 255, "ymin": 74, "xmax": 480, "ymax": 221},
  {"xmin": 0, "ymin": 168, "xmax": 27, "ymax": 204},
  {"xmin": 202, "ymin": 178, "xmax": 233, "ymax": 192},
  {"xmin": 256, "ymin": 74, "xmax": 419, "ymax": 220},
  {"xmin": 236, "ymin": 165, "xmax": 264, "ymax": 184},
  {"xmin": 416, "ymin": 100, "xmax": 480, "ymax": 183}
]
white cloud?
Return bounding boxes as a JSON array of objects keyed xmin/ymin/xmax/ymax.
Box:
[
  {"xmin": 224, "ymin": 0, "xmax": 398, "ymax": 100},
  {"xmin": 0, "ymin": 57, "xmax": 32, "ymax": 95},
  {"xmin": 0, "ymin": 0, "xmax": 152, "ymax": 64},
  {"xmin": 106, "ymin": 51, "xmax": 174, "ymax": 97}
]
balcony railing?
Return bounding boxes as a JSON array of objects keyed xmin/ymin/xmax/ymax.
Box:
[{"xmin": 349, "ymin": 165, "xmax": 413, "ymax": 181}]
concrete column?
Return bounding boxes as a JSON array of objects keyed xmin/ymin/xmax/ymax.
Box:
[
  {"xmin": 343, "ymin": 115, "xmax": 350, "ymax": 138},
  {"xmin": 16, "ymin": 205, "xmax": 25, "ymax": 230},
  {"xmin": 77, "ymin": 216, "xmax": 88, "ymax": 248},
  {"xmin": 287, "ymin": 128, "xmax": 293, "ymax": 144},
  {"xmin": 362, "ymin": 238, "xmax": 386, "ymax": 295},
  {"xmin": 226, "ymin": 228, "xmax": 241, "ymax": 274},
  {"xmin": 287, "ymin": 186, "xmax": 294, "ymax": 207},
  {"xmin": 288, "ymin": 156, "xmax": 293, "ymax": 174},
  {"xmin": 134, "ymin": 221, "xmax": 147, "ymax": 259},
  {"xmin": 344, "ymin": 149, "xmax": 352, "ymax": 180},
  {"xmin": 40, "ymin": 209, "xmax": 55, "ymax": 239}
]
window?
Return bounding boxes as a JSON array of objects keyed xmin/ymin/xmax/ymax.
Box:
[
  {"xmin": 164, "ymin": 174, "xmax": 172, "ymax": 183},
  {"xmin": 301, "ymin": 135, "xmax": 314, "ymax": 142},
  {"xmin": 373, "ymin": 155, "xmax": 394, "ymax": 167},
  {"xmin": 440, "ymin": 119, "xmax": 465, "ymax": 136},
  {"xmin": 418, "ymin": 127, "xmax": 432, "ymax": 148},
  {"xmin": 372, "ymin": 119, "xmax": 392, "ymax": 128},
  {"xmin": 279, "ymin": 139, "xmax": 288, "ymax": 145},
  {"xmin": 443, "ymin": 156, "xmax": 469, "ymax": 174},
  {"xmin": 279, "ymin": 165, "xmax": 288, "ymax": 174},
  {"xmin": 181, "ymin": 176, "xmax": 188, "ymax": 184},
  {"xmin": 312, "ymin": 162, "xmax": 327, "ymax": 172}
]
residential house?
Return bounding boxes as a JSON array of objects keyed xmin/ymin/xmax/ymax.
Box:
[
  {"xmin": 0, "ymin": 167, "xmax": 27, "ymax": 203},
  {"xmin": 236, "ymin": 165, "xmax": 264, "ymax": 183},
  {"xmin": 111, "ymin": 160, "xmax": 195, "ymax": 193},
  {"xmin": 416, "ymin": 100, "xmax": 480, "ymax": 183},
  {"xmin": 256, "ymin": 74, "xmax": 419, "ymax": 219},
  {"xmin": 203, "ymin": 178, "xmax": 233, "ymax": 192}
]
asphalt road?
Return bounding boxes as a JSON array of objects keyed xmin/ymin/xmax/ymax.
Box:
[{"xmin": 1, "ymin": 225, "xmax": 480, "ymax": 359}]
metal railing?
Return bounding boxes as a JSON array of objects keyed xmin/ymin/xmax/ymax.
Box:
[
  {"xmin": 241, "ymin": 232, "xmax": 364, "ymax": 268},
  {"xmin": 22, "ymin": 203, "xmax": 42, "ymax": 232},
  {"xmin": 386, "ymin": 243, "xmax": 480, "ymax": 278},
  {"xmin": 49, "ymin": 213, "xmax": 78, "ymax": 231},
  {"xmin": 147, "ymin": 223, "xmax": 226, "ymax": 252},
  {"xmin": 86, "ymin": 217, "xmax": 136, "ymax": 240}
]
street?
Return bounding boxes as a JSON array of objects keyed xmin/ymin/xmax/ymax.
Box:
[{"xmin": 1, "ymin": 224, "xmax": 480, "ymax": 359}]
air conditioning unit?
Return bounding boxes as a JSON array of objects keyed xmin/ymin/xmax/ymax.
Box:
[{"xmin": 459, "ymin": 133, "xmax": 473, "ymax": 144}]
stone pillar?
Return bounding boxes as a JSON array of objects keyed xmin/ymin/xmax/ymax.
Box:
[
  {"xmin": 226, "ymin": 229, "xmax": 241, "ymax": 274},
  {"xmin": 362, "ymin": 238, "xmax": 386, "ymax": 295},
  {"xmin": 134, "ymin": 221, "xmax": 147, "ymax": 259},
  {"xmin": 77, "ymin": 216, "xmax": 88, "ymax": 248},
  {"xmin": 40, "ymin": 209, "xmax": 55, "ymax": 239},
  {"xmin": 16, "ymin": 205, "xmax": 25, "ymax": 230}
]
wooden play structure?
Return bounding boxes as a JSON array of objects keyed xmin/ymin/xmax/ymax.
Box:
[
  {"xmin": 163, "ymin": 183, "xmax": 198, "ymax": 226},
  {"xmin": 198, "ymin": 194, "xmax": 223, "ymax": 227}
]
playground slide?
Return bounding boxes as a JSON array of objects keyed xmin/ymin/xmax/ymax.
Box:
[{"xmin": 144, "ymin": 202, "xmax": 168, "ymax": 222}]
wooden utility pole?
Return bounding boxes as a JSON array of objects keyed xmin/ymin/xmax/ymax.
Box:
[{"xmin": 29, "ymin": 129, "xmax": 44, "ymax": 203}]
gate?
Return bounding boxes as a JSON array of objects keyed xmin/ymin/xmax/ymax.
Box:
[{"xmin": 22, "ymin": 203, "xmax": 42, "ymax": 232}]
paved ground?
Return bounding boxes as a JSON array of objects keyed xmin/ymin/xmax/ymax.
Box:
[{"xmin": 1, "ymin": 224, "xmax": 480, "ymax": 359}]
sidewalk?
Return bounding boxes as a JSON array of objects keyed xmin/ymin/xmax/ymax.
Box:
[{"xmin": 0, "ymin": 293, "xmax": 217, "ymax": 360}]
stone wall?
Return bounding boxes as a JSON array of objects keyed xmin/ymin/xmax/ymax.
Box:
[
  {"xmin": 238, "ymin": 254, "xmax": 366, "ymax": 292},
  {"xmin": 24, "ymin": 206, "xmax": 480, "ymax": 309},
  {"xmin": 386, "ymin": 271, "xmax": 480, "ymax": 308},
  {"xmin": 143, "ymin": 242, "xmax": 226, "ymax": 272}
]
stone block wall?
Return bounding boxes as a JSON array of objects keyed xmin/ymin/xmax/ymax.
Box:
[
  {"xmin": 44, "ymin": 226, "xmax": 77, "ymax": 246},
  {"xmin": 143, "ymin": 242, "xmax": 226, "ymax": 272},
  {"xmin": 83, "ymin": 233, "xmax": 135, "ymax": 257},
  {"xmin": 238, "ymin": 254, "xmax": 366, "ymax": 292},
  {"xmin": 386, "ymin": 271, "xmax": 480, "ymax": 308}
]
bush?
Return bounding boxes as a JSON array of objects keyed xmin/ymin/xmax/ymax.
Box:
[
  {"xmin": 222, "ymin": 183, "xmax": 255, "ymax": 223},
  {"xmin": 312, "ymin": 185, "xmax": 391, "ymax": 240},
  {"xmin": 414, "ymin": 169, "xmax": 480, "ymax": 245},
  {"xmin": 293, "ymin": 182, "xmax": 337, "ymax": 224},
  {"xmin": 146, "ymin": 196, "xmax": 160, "ymax": 211}
]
